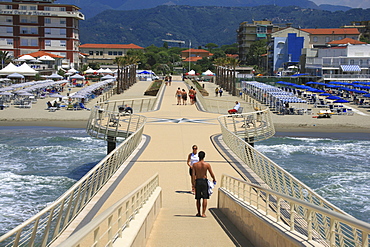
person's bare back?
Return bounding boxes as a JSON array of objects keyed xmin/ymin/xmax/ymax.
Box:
[{"xmin": 193, "ymin": 160, "xmax": 211, "ymax": 179}]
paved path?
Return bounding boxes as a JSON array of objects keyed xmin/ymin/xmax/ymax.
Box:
[{"xmin": 89, "ymin": 76, "xmax": 252, "ymax": 246}]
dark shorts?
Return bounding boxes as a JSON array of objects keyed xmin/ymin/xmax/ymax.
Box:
[
  {"xmin": 195, "ymin": 178, "xmax": 209, "ymax": 199},
  {"xmin": 189, "ymin": 167, "xmax": 192, "ymax": 176}
]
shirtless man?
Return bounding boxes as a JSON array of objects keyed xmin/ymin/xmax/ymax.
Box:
[
  {"xmin": 175, "ymin": 87, "xmax": 182, "ymax": 105},
  {"xmin": 191, "ymin": 151, "xmax": 216, "ymax": 217}
]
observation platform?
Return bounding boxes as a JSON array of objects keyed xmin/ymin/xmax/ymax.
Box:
[{"xmin": 56, "ymin": 76, "xmax": 254, "ymax": 246}]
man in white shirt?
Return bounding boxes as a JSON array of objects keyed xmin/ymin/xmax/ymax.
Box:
[{"xmin": 228, "ymin": 101, "xmax": 240, "ymax": 114}]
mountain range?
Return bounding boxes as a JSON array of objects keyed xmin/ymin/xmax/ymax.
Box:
[
  {"xmin": 56, "ymin": 0, "xmax": 353, "ymax": 19},
  {"xmin": 78, "ymin": 5, "xmax": 370, "ymax": 48}
]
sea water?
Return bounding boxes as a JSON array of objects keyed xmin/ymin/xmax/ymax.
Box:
[
  {"xmin": 255, "ymin": 133, "xmax": 370, "ymax": 224},
  {"xmin": 0, "ymin": 126, "xmax": 106, "ymax": 237}
]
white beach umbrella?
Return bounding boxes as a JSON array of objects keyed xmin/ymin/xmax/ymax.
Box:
[{"xmin": 0, "ymin": 91, "xmax": 13, "ymax": 96}]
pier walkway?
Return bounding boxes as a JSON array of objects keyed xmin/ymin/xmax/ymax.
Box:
[{"xmin": 58, "ymin": 76, "xmax": 253, "ymax": 246}]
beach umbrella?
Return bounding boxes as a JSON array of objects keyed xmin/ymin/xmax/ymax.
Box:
[
  {"xmin": 101, "ymin": 74, "xmax": 115, "ymax": 80},
  {"xmin": 326, "ymin": 95, "xmax": 341, "ymax": 100},
  {"xmin": 333, "ymin": 99, "xmax": 350, "ymax": 103},
  {"xmin": 319, "ymin": 93, "xmax": 332, "ymax": 96},
  {"xmin": 49, "ymin": 94, "xmax": 64, "ymax": 98},
  {"xmin": 70, "ymin": 74, "xmax": 85, "ymax": 79},
  {"xmin": 0, "ymin": 92, "xmax": 13, "ymax": 96},
  {"xmin": 18, "ymin": 92, "xmax": 34, "ymax": 96}
]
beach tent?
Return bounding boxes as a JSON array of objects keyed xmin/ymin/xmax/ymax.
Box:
[
  {"xmin": 84, "ymin": 68, "xmax": 96, "ymax": 74},
  {"xmin": 187, "ymin": 70, "xmax": 196, "ymax": 75},
  {"xmin": 17, "ymin": 63, "xmax": 38, "ymax": 76},
  {"xmin": 18, "ymin": 55, "xmax": 35, "ymax": 61},
  {"xmin": 68, "ymin": 68, "xmax": 78, "ymax": 74},
  {"xmin": 96, "ymin": 68, "xmax": 106, "ymax": 73},
  {"xmin": 46, "ymin": 73, "xmax": 63, "ymax": 80},
  {"xmin": 202, "ymin": 70, "xmax": 215, "ymax": 76},
  {"xmin": 101, "ymin": 74, "xmax": 116, "ymax": 80},
  {"xmin": 0, "ymin": 63, "xmax": 19, "ymax": 75},
  {"xmin": 103, "ymin": 68, "xmax": 113, "ymax": 74},
  {"xmin": 70, "ymin": 74, "xmax": 85, "ymax": 80}
]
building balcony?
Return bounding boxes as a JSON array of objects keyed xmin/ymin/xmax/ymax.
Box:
[{"xmin": 0, "ymin": 9, "xmax": 84, "ymax": 20}]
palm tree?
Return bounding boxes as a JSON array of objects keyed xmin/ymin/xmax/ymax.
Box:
[
  {"xmin": 0, "ymin": 51, "xmax": 11, "ymax": 69},
  {"xmin": 114, "ymin": 56, "xmax": 125, "ymax": 94},
  {"xmin": 226, "ymin": 57, "xmax": 240, "ymax": 96}
]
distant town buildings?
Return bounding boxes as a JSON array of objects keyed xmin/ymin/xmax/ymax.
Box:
[
  {"xmin": 181, "ymin": 48, "xmax": 213, "ymax": 62},
  {"xmin": 79, "ymin": 43, "xmax": 144, "ymax": 64},
  {"xmin": 0, "ymin": 0, "xmax": 84, "ymax": 69}
]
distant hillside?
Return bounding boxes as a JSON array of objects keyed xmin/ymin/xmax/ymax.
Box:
[
  {"xmin": 57, "ymin": 0, "xmax": 320, "ymax": 19},
  {"xmin": 79, "ymin": 5, "xmax": 370, "ymax": 47}
]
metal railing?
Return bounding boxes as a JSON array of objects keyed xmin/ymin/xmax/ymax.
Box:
[
  {"xmin": 218, "ymin": 116, "xmax": 348, "ymax": 215},
  {"xmin": 0, "ymin": 114, "xmax": 146, "ymax": 247},
  {"xmin": 221, "ymin": 175, "xmax": 370, "ymax": 247},
  {"xmin": 56, "ymin": 174, "xmax": 160, "ymax": 247}
]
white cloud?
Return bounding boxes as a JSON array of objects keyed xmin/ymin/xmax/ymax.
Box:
[{"xmin": 311, "ymin": 0, "xmax": 370, "ymax": 8}]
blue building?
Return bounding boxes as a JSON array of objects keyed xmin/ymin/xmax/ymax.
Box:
[{"xmin": 272, "ymin": 33, "xmax": 304, "ymax": 75}]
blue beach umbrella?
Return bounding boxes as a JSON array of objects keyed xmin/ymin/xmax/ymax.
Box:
[
  {"xmin": 362, "ymin": 94, "xmax": 370, "ymax": 97},
  {"xmin": 333, "ymin": 99, "xmax": 350, "ymax": 103},
  {"xmin": 326, "ymin": 95, "xmax": 341, "ymax": 100},
  {"xmin": 319, "ymin": 93, "xmax": 332, "ymax": 96}
]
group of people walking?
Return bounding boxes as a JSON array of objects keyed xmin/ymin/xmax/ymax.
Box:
[
  {"xmin": 186, "ymin": 145, "xmax": 216, "ymax": 218},
  {"xmin": 175, "ymin": 86, "xmax": 197, "ymax": 105}
]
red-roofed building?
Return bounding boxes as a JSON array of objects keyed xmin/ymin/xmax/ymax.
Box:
[
  {"xmin": 327, "ymin": 38, "xmax": 366, "ymax": 46},
  {"xmin": 0, "ymin": 0, "xmax": 84, "ymax": 69},
  {"xmin": 181, "ymin": 48, "xmax": 212, "ymax": 61},
  {"xmin": 79, "ymin": 43, "xmax": 144, "ymax": 64},
  {"xmin": 301, "ymin": 28, "xmax": 361, "ymax": 48}
]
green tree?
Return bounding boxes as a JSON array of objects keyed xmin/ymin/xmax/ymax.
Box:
[
  {"xmin": 245, "ymin": 39, "xmax": 267, "ymax": 66},
  {"xmin": 205, "ymin": 43, "xmax": 218, "ymax": 52},
  {"xmin": 0, "ymin": 51, "xmax": 11, "ymax": 69}
]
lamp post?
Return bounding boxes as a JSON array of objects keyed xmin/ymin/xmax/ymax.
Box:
[{"xmin": 188, "ymin": 40, "xmax": 191, "ymax": 72}]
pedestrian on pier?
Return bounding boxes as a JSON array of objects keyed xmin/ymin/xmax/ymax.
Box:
[
  {"xmin": 181, "ymin": 89, "xmax": 187, "ymax": 105},
  {"xmin": 187, "ymin": 145, "xmax": 199, "ymax": 194},
  {"xmin": 192, "ymin": 151, "xmax": 216, "ymax": 218},
  {"xmin": 175, "ymin": 87, "xmax": 182, "ymax": 105}
]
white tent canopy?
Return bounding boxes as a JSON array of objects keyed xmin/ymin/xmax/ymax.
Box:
[
  {"xmin": 187, "ymin": 70, "xmax": 196, "ymax": 75},
  {"xmin": 70, "ymin": 74, "xmax": 85, "ymax": 80},
  {"xmin": 0, "ymin": 63, "xmax": 19, "ymax": 75},
  {"xmin": 19, "ymin": 55, "xmax": 35, "ymax": 61},
  {"xmin": 38, "ymin": 55, "xmax": 55, "ymax": 61},
  {"xmin": 103, "ymin": 68, "xmax": 113, "ymax": 73},
  {"xmin": 202, "ymin": 70, "xmax": 215, "ymax": 76},
  {"xmin": 101, "ymin": 74, "xmax": 116, "ymax": 80},
  {"xmin": 84, "ymin": 68, "xmax": 96, "ymax": 74},
  {"xmin": 17, "ymin": 63, "xmax": 38, "ymax": 76}
]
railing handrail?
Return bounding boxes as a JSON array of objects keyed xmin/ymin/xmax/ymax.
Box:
[
  {"xmin": 0, "ymin": 114, "xmax": 147, "ymax": 247},
  {"xmin": 56, "ymin": 173, "xmax": 160, "ymax": 247},
  {"xmin": 221, "ymin": 174, "xmax": 370, "ymax": 246},
  {"xmin": 217, "ymin": 112, "xmax": 349, "ymax": 215}
]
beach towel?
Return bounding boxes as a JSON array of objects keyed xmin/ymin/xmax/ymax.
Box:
[{"xmin": 207, "ymin": 179, "xmax": 215, "ymax": 195}]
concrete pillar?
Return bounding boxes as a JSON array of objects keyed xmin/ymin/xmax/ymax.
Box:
[{"xmin": 107, "ymin": 135, "xmax": 116, "ymax": 154}]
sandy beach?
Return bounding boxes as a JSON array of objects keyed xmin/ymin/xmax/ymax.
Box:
[{"xmin": 1, "ymin": 77, "xmax": 370, "ymax": 134}]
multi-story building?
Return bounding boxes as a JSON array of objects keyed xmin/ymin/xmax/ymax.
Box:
[
  {"xmin": 0, "ymin": 0, "xmax": 84, "ymax": 69},
  {"xmin": 237, "ymin": 20, "xmax": 280, "ymax": 64},
  {"xmin": 343, "ymin": 21, "xmax": 370, "ymax": 41},
  {"xmin": 300, "ymin": 28, "xmax": 361, "ymax": 48},
  {"xmin": 79, "ymin": 43, "xmax": 144, "ymax": 65},
  {"xmin": 270, "ymin": 27, "xmax": 309, "ymax": 75},
  {"xmin": 181, "ymin": 48, "xmax": 212, "ymax": 62},
  {"xmin": 303, "ymin": 41, "xmax": 370, "ymax": 81}
]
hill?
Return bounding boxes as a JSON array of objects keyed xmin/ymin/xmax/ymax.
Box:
[
  {"xmin": 57, "ymin": 0, "xmax": 322, "ymax": 19},
  {"xmin": 79, "ymin": 5, "xmax": 370, "ymax": 47}
]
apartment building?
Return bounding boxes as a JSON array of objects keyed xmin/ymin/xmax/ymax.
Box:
[
  {"xmin": 237, "ymin": 20, "xmax": 280, "ymax": 64},
  {"xmin": 0, "ymin": 0, "xmax": 84, "ymax": 69},
  {"xmin": 79, "ymin": 43, "xmax": 144, "ymax": 64},
  {"xmin": 300, "ymin": 28, "xmax": 361, "ymax": 48}
]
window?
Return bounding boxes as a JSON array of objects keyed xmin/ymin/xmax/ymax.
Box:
[
  {"xmin": 30, "ymin": 39, "xmax": 37, "ymax": 46},
  {"xmin": 30, "ymin": 6, "xmax": 36, "ymax": 10},
  {"xmin": 45, "ymin": 18, "xmax": 51, "ymax": 24},
  {"xmin": 338, "ymin": 36, "xmax": 342, "ymax": 40},
  {"xmin": 325, "ymin": 36, "xmax": 330, "ymax": 43},
  {"xmin": 359, "ymin": 60, "xmax": 363, "ymax": 65},
  {"xmin": 89, "ymin": 51, "xmax": 93, "ymax": 55},
  {"xmin": 6, "ymin": 17, "xmax": 12, "ymax": 23},
  {"xmin": 60, "ymin": 40, "xmax": 66, "ymax": 47},
  {"xmin": 60, "ymin": 7, "xmax": 66, "ymax": 11},
  {"xmin": 60, "ymin": 29, "xmax": 66, "ymax": 35},
  {"xmin": 45, "ymin": 40, "xmax": 51, "ymax": 46},
  {"xmin": 45, "ymin": 28, "xmax": 51, "ymax": 34},
  {"xmin": 21, "ymin": 27, "xmax": 28, "ymax": 34},
  {"xmin": 21, "ymin": 39, "xmax": 28, "ymax": 46},
  {"xmin": 21, "ymin": 17, "xmax": 28, "ymax": 23},
  {"xmin": 6, "ymin": 5, "xmax": 12, "ymax": 9},
  {"xmin": 60, "ymin": 19, "xmax": 66, "ymax": 25},
  {"xmin": 113, "ymin": 51, "xmax": 118, "ymax": 55},
  {"xmin": 96, "ymin": 51, "xmax": 99, "ymax": 55},
  {"xmin": 313, "ymin": 36, "xmax": 318, "ymax": 43},
  {"xmin": 100, "ymin": 51, "xmax": 103, "ymax": 55},
  {"xmin": 7, "ymin": 39, "xmax": 13, "ymax": 45},
  {"xmin": 20, "ymin": 5, "xmax": 27, "ymax": 10},
  {"xmin": 6, "ymin": 27, "xmax": 12, "ymax": 33},
  {"xmin": 30, "ymin": 27, "xmax": 37, "ymax": 34},
  {"xmin": 108, "ymin": 51, "xmax": 113, "ymax": 55},
  {"xmin": 44, "ymin": 7, "xmax": 51, "ymax": 11},
  {"xmin": 118, "ymin": 51, "xmax": 122, "ymax": 55}
]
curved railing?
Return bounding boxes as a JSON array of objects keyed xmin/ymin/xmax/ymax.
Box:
[
  {"xmin": 218, "ymin": 115, "xmax": 348, "ymax": 215},
  {"xmin": 0, "ymin": 114, "xmax": 147, "ymax": 247},
  {"xmin": 221, "ymin": 175, "xmax": 370, "ymax": 247},
  {"xmin": 56, "ymin": 174, "xmax": 160, "ymax": 247}
]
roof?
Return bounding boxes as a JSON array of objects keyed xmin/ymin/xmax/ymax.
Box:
[
  {"xmin": 301, "ymin": 28, "xmax": 360, "ymax": 35},
  {"xmin": 183, "ymin": 57, "xmax": 204, "ymax": 62},
  {"xmin": 182, "ymin": 48, "xmax": 210, "ymax": 53},
  {"xmin": 79, "ymin": 44, "xmax": 144, "ymax": 49},
  {"xmin": 21, "ymin": 51, "xmax": 64, "ymax": 58},
  {"xmin": 327, "ymin": 38, "xmax": 366, "ymax": 45},
  {"xmin": 226, "ymin": 54, "xmax": 239, "ymax": 58}
]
